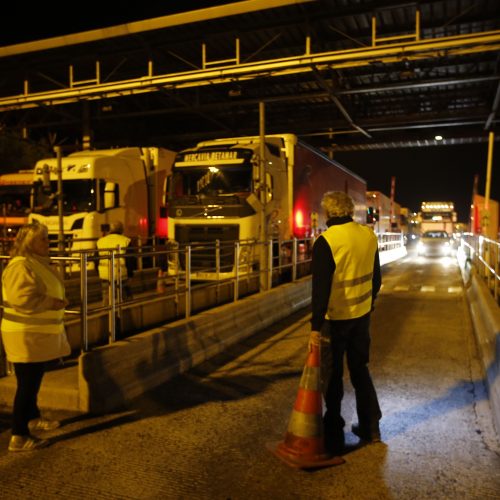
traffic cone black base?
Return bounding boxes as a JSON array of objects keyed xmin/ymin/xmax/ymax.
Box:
[{"xmin": 267, "ymin": 440, "xmax": 345, "ymax": 469}]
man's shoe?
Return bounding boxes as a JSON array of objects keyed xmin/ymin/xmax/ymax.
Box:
[
  {"xmin": 8, "ymin": 435, "xmax": 49, "ymax": 452},
  {"xmin": 28, "ymin": 418, "xmax": 61, "ymax": 432},
  {"xmin": 351, "ymin": 424, "xmax": 381, "ymax": 443},
  {"xmin": 324, "ymin": 430, "xmax": 345, "ymax": 456}
]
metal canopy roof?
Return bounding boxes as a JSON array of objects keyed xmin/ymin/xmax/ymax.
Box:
[{"xmin": 0, "ymin": 0, "xmax": 499, "ymax": 153}]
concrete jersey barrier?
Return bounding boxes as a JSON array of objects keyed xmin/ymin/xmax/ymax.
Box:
[
  {"xmin": 78, "ymin": 278, "xmax": 312, "ymax": 413},
  {"xmin": 463, "ymin": 269, "xmax": 500, "ymax": 435}
]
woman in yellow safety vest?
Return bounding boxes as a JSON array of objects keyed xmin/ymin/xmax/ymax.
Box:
[{"xmin": 1, "ymin": 221, "xmax": 71, "ymax": 452}]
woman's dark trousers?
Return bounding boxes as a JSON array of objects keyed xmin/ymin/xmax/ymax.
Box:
[{"xmin": 12, "ymin": 362, "xmax": 45, "ymax": 436}]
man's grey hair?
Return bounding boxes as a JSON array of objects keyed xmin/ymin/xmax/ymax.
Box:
[{"xmin": 321, "ymin": 191, "xmax": 355, "ymax": 218}]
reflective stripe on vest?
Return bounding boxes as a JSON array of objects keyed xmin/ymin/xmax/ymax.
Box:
[
  {"xmin": 320, "ymin": 222, "xmax": 378, "ymax": 320},
  {"xmin": 1, "ymin": 256, "xmax": 65, "ymax": 334},
  {"xmin": 96, "ymin": 233, "xmax": 131, "ymax": 281},
  {"xmin": 2, "ymin": 308, "xmax": 63, "ymax": 326}
]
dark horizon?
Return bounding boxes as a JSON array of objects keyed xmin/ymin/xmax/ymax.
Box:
[{"xmin": 335, "ymin": 142, "xmax": 498, "ymax": 223}]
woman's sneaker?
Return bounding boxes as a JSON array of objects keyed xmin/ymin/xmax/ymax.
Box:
[
  {"xmin": 8, "ymin": 435, "xmax": 49, "ymax": 452},
  {"xmin": 28, "ymin": 418, "xmax": 61, "ymax": 431}
]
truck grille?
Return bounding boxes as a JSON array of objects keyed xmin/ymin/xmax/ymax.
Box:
[
  {"xmin": 48, "ymin": 232, "xmax": 73, "ymax": 253},
  {"xmin": 175, "ymin": 224, "xmax": 239, "ymax": 272}
]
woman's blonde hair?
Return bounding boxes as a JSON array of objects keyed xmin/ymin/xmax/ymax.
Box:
[
  {"xmin": 321, "ymin": 191, "xmax": 355, "ymax": 218},
  {"xmin": 10, "ymin": 221, "xmax": 49, "ymax": 257}
]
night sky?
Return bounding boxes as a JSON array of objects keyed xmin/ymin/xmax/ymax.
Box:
[
  {"xmin": 2, "ymin": 3, "xmax": 498, "ymax": 222},
  {"xmin": 336, "ymin": 143, "xmax": 498, "ymax": 222},
  {"xmin": 1, "ymin": 2, "xmax": 225, "ymax": 44}
]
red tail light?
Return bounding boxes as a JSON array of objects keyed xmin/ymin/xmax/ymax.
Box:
[
  {"xmin": 294, "ymin": 208, "xmax": 306, "ymax": 238},
  {"xmin": 157, "ymin": 217, "xmax": 168, "ymax": 238},
  {"xmin": 295, "ymin": 209, "xmax": 304, "ymax": 228}
]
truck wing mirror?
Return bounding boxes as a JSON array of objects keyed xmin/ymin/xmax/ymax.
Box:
[
  {"xmin": 266, "ymin": 172, "xmax": 273, "ymax": 203},
  {"xmin": 104, "ymin": 182, "xmax": 117, "ymax": 209},
  {"xmin": 42, "ymin": 164, "xmax": 51, "ymax": 193},
  {"xmin": 252, "ymin": 159, "xmax": 260, "ymax": 182},
  {"xmin": 246, "ymin": 193, "xmax": 262, "ymax": 213}
]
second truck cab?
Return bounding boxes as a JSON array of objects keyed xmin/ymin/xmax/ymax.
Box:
[{"xmin": 29, "ymin": 147, "xmax": 176, "ymax": 254}]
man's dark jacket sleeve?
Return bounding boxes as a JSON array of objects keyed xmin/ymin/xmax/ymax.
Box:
[
  {"xmin": 372, "ymin": 249, "xmax": 382, "ymax": 308},
  {"xmin": 311, "ymin": 236, "xmax": 334, "ymax": 331}
]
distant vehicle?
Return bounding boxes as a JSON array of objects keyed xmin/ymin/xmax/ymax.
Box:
[
  {"xmin": 418, "ymin": 201, "xmax": 456, "ymax": 235},
  {"xmin": 0, "ymin": 170, "xmax": 34, "ymax": 239},
  {"xmin": 417, "ymin": 230, "xmax": 452, "ymax": 257},
  {"xmin": 366, "ymin": 190, "xmax": 401, "ymax": 234}
]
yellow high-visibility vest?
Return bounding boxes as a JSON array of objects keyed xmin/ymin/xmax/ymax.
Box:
[
  {"xmin": 96, "ymin": 233, "xmax": 131, "ymax": 282},
  {"xmin": 320, "ymin": 222, "xmax": 378, "ymax": 320},
  {"xmin": 1, "ymin": 256, "xmax": 65, "ymax": 334}
]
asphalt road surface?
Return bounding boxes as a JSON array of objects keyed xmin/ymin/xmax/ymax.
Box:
[{"xmin": 0, "ymin": 248, "xmax": 499, "ymax": 499}]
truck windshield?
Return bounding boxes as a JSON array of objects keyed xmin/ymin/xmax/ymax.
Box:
[
  {"xmin": 33, "ymin": 179, "xmax": 97, "ymax": 214},
  {"xmin": 0, "ymin": 186, "xmax": 32, "ymax": 216},
  {"xmin": 169, "ymin": 165, "xmax": 252, "ymax": 199}
]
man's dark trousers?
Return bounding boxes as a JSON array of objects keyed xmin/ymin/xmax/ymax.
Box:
[{"xmin": 321, "ymin": 313, "xmax": 382, "ymax": 448}]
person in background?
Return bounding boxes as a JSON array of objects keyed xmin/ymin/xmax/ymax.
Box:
[
  {"xmin": 96, "ymin": 221, "xmax": 136, "ymax": 302},
  {"xmin": 1, "ymin": 221, "xmax": 71, "ymax": 452},
  {"xmin": 310, "ymin": 191, "xmax": 382, "ymax": 456}
]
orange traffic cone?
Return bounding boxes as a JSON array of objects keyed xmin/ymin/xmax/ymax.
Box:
[
  {"xmin": 268, "ymin": 340, "xmax": 345, "ymax": 469},
  {"xmin": 157, "ymin": 269, "xmax": 166, "ymax": 294}
]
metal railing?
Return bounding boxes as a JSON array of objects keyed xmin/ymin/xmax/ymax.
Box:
[
  {"xmin": 0, "ymin": 232, "xmax": 408, "ymax": 363},
  {"xmin": 0, "ymin": 237, "xmax": 315, "ymax": 355},
  {"xmin": 377, "ymin": 232, "xmax": 406, "ymax": 252},
  {"xmin": 460, "ymin": 233, "xmax": 500, "ymax": 305}
]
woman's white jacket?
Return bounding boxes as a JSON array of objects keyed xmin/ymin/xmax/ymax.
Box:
[{"xmin": 1, "ymin": 255, "xmax": 71, "ymax": 363}]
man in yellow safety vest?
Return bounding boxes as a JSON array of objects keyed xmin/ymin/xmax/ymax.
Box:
[
  {"xmin": 96, "ymin": 221, "xmax": 136, "ymax": 302},
  {"xmin": 310, "ymin": 191, "xmax": 382, "ymax": 456}
]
